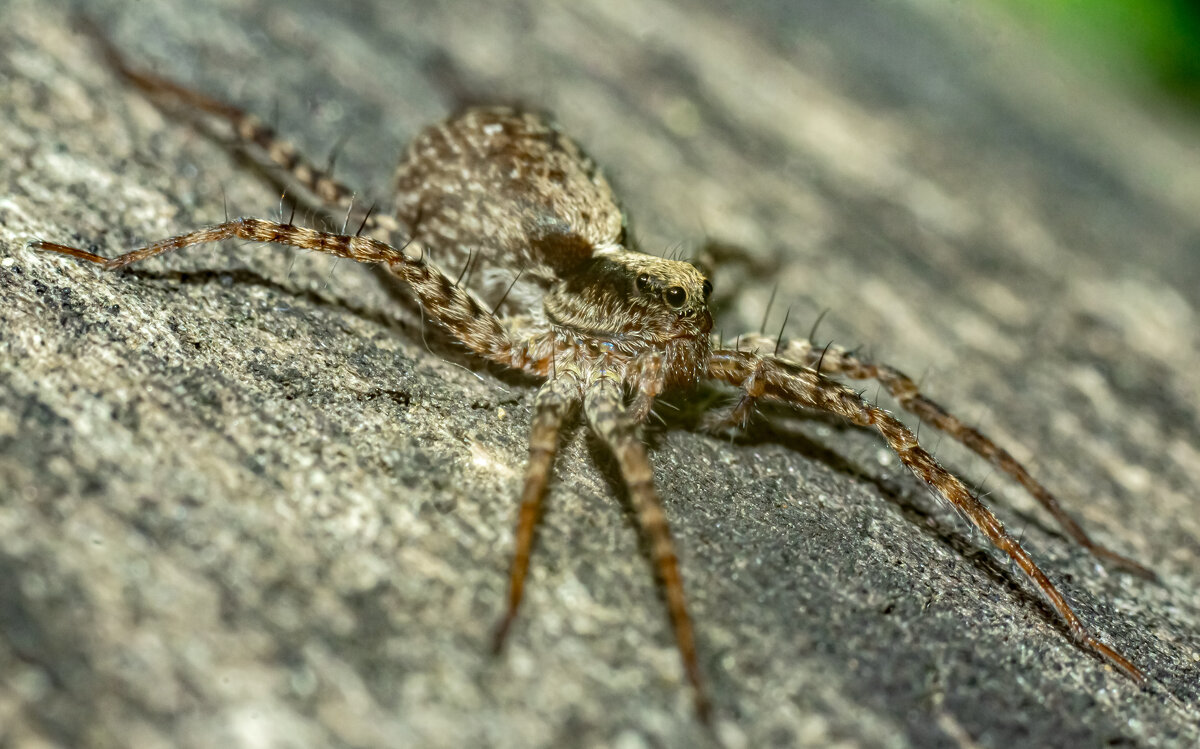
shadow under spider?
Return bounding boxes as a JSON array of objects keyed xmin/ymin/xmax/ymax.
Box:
[
  {"xmin": 119, "ymin": 266, "xmax": 401, "ymax": 328},
  {"xmin": 633, "ymin": 392, "xmax": 1075, "ymax": 650},
  {"xmin": 656, "ymin": 387, "xmax": 1088, "ymax": 556},
  {"xmin": 120, "ymin": 264, "xmax": 541, "ymax": 394},
  {"xmin": 122, "ymin": 265, "xmax": 1112, "ymax": 682}
]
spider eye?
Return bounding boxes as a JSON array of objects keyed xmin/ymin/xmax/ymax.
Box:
[
  {"xmin": 664, "ymin": 286, "xmax": 686, "ymax": 308},
  {"xmin": 636, "ymin": 273, "xmax": 652, "ymax": 294},
  {"xmin": 702, "ymin": 279, "xmax": 713, "ymax": 300}
]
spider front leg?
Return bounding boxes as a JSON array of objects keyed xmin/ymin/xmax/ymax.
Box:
[
  {"xmin": 727, "ymin": 333, "xmax": 1153, "ymax": 579},
  {"xmin": 708, "ymin": 348, "xmax": 1144, "ymax": 684},
  {"xmin": 493, "ymin": 374, "xmax": 581, "ymax": 651},
  {"xmin": 584, "ymin": 375, "xmax": 710, "ymax": 722},
  {"xmin": 30, "ymin": 219, "xmax": 543, "ymax": 371}
]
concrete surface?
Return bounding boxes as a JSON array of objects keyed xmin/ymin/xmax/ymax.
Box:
[{"xmin": 1, "ymin": 1, "xmax": 1198, "ymax": 747}]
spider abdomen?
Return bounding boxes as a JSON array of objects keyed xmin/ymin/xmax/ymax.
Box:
[{"xmin": 393, "ymin": 107, "xmax": 626, "ymax": 310}]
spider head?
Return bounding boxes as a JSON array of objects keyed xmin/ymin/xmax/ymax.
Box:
[{"xmin": 544, "ymin": 249, "xmax": 713, "ymax": 347}]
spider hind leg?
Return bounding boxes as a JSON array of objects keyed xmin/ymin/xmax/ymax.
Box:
[
  {"xmin": 707, "ymin": 347, "xmax": 1144, "ymax": 685},
  {"xmin": 729, "ymin": 333, "xmax": 1154, "ymax": 579}
]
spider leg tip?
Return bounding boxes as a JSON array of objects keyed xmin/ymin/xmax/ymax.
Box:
[
  {"xmin": 490, "ymin": 616, "xmax": 514, "ymax": 656},
  {"xmin": 1117, "ymin": 557, "xmax": 1158, "ymax": 582},
  {"xmin": 1123, "ymin": 561, "xmax": 1159, "ymax": 583},
  {"xmin": 1089, "ymin": 543, "xmax": 1157, "ymax": 581},
  {"xmin": 28, "ymin": 239, "xmax": 108, "ymax": 265}
]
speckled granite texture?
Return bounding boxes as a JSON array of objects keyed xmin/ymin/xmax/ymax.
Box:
[{"xmin": 1, "ymin": 1, "xmax": 1198, "ymax": 747}]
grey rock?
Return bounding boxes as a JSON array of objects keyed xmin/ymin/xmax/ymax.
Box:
[{"xmin": 1, "ymin": 1, "xmax": 1198, "ymax": 747}]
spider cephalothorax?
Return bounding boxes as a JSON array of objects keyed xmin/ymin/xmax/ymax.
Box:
[
  {"xmin": 547, "ymin": 251, "xmax": 712, "ymax": 339},
  {"xmin": 31, "ymin": 30, "xmax": 1154, "ymax": 724},
  {"xmin": 545, "ymin": 249, "xmax": 713, "ymax": 384}
]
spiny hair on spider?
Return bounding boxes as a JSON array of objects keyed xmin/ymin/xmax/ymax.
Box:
[{"xmin": 28, "ymin": 22, "xmax": 1157, "ymax": 724}]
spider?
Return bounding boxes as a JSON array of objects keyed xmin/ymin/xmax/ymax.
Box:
[{"xmin": 30, "ymin": 28, "xmax": 1153, "ymax": 722}]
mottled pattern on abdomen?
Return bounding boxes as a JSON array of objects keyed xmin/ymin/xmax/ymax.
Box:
[{"xmin": 393, "ymin": 107, "xmax": 626, "ymax": 311}]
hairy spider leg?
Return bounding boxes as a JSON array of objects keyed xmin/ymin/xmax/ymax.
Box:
[
  {"xmin": 708, "ymin": 348, "xmax": 1144, "ymax": 684},
  {"xmin": 29, "ymin": 219, "xmax": 556, "ymax": 373},
  {"xmin": 584, "ymin": 374, "xmax": 710, "ymax": 722},
  {"xmin": 725, "ymin": 333, "xmax": 1154, "ymax": 579},
  {"xmin": 493, "ymin": 374, "xmax": 581, "ymax": 652}
]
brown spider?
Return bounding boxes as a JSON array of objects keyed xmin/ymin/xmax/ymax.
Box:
[{"xmin": 31, "ymin": 29, "xmax": 1153, "ymax": 722}]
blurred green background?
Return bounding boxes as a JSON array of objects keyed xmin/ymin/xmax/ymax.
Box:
[{"xmin": 1000, "ymin": 0, "xmax": 1200, "ymax": 107}]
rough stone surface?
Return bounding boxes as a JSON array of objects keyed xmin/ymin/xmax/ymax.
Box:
[{"xmin": 2, "ymin": 1, "xmax": 1199, "ymax": 747}]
